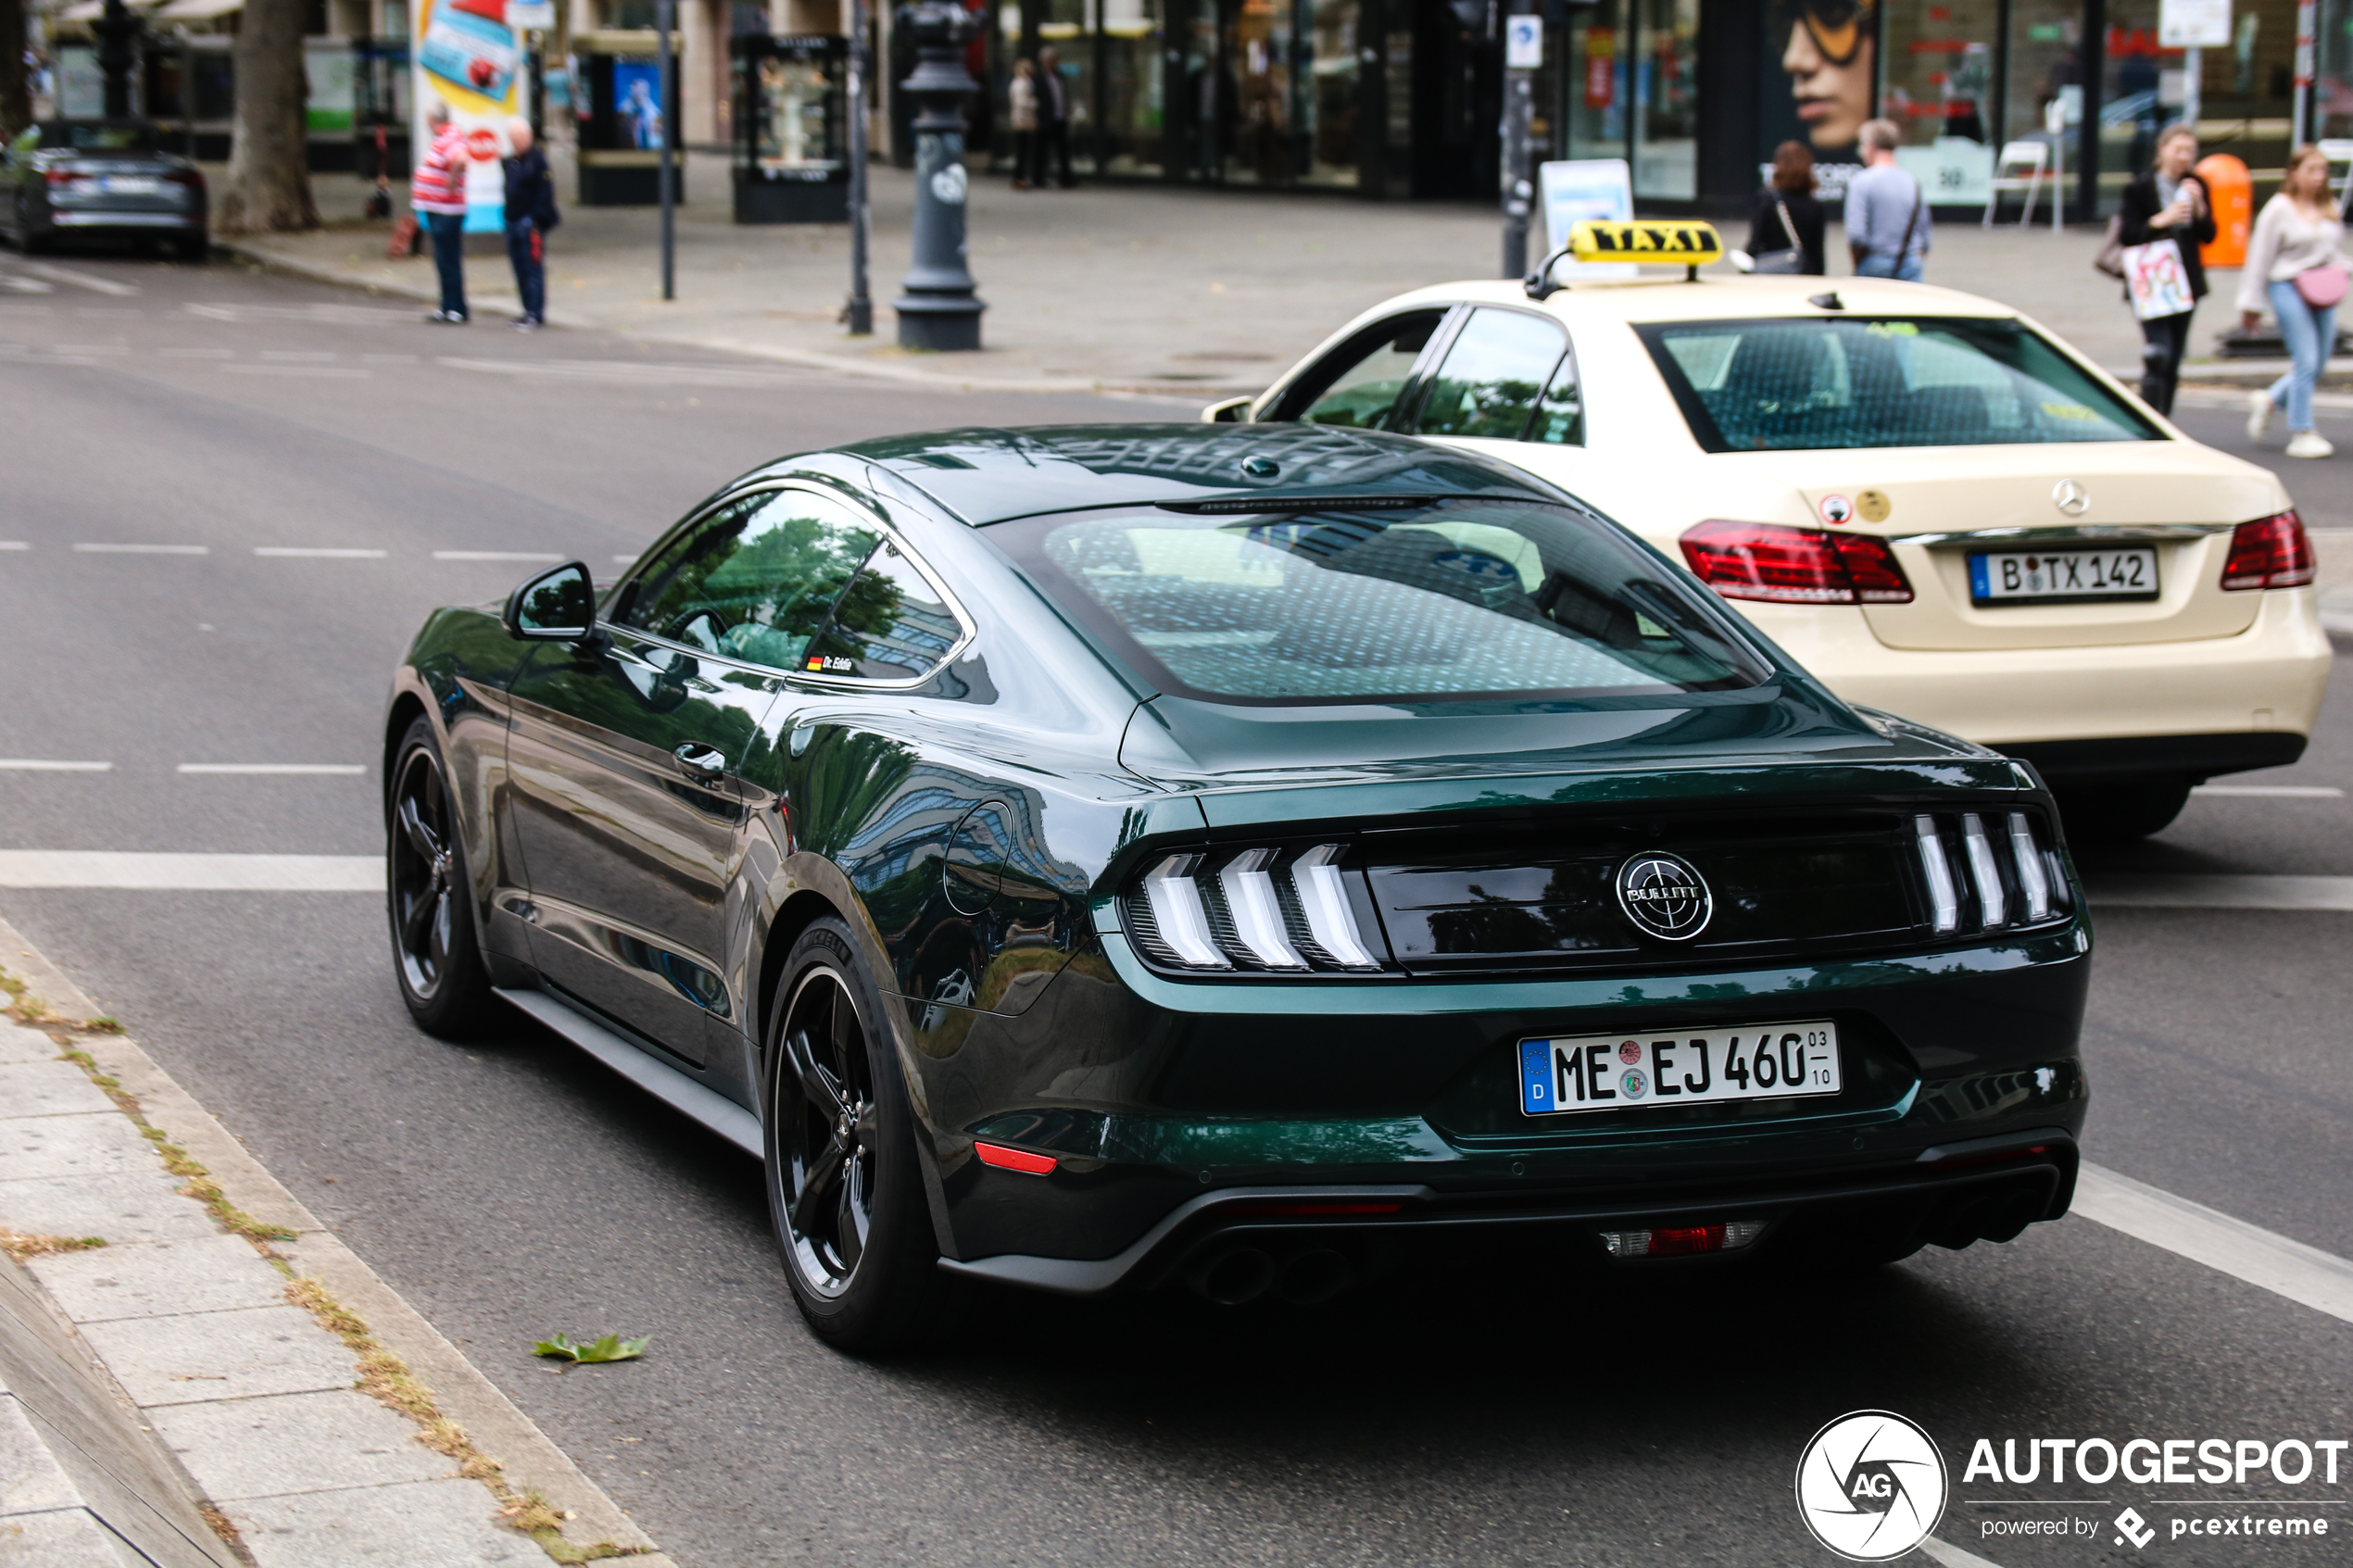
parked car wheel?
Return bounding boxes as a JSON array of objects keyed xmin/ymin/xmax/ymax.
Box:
[
  {"xmin": 764, "ymin": 918, "xmax": 959, "ymax": 1350},
  {"xmin": 385, "ymin": 717, "xmax": 499, "ymax": 1036}
]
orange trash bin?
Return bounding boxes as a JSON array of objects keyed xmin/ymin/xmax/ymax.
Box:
[{"xmin": 2197, "ymin": 154, "xmax": 2252, "ymax": 270}]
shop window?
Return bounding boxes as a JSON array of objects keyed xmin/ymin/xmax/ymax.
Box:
[
  {"xmin": 2004, "ymin": 0, "xmax": 2082, "ymax": 149},
  {"xmin": 1633, "ymin": 0, "xmax": 1695, "ymax": 199},
  {"xmin": 1305, "ymin": 0, "xmax": 1360, "ymax": 185},
  {"xmin": 1564, "ymin": 1, "xmax": 1628, "ymax": 163},
  {"xmin": 1038, "ymin": 0, "xmax": 1098, "ymax": 175},
  {"xmin": 1881, "ymin": 0, "xmax": 1996, "ymax": 207},
  {"xmin": 1099, "ymin": 0, "xmax": 1164, "ymax": 174},
  {"xmin": 1226, "ymin": 0, "xmax": 1299, "ymax": 184}
]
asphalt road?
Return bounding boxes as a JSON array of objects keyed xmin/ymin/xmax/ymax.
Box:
[{"xmin": 1, "ymin": 252, "xmax": 2347, "ymax": 1568}]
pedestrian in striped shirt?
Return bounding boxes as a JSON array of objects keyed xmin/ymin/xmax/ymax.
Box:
[{"xmin": 412, "ymin": 100, "xmax": 472, "ymax": 324}]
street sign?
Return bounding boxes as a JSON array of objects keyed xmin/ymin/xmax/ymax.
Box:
[
  {"xmin": 2158, "ymin": 0, "xmax": 2230, "ymax": 49},
  {"xmin": 1505, "ymin": 16, "xmax": 1543, "ymax": 69}
]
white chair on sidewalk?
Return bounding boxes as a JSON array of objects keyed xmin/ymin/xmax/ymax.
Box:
[{"xmin": 1982, "ymin": 140, "xmax": 2053, "ymax": 228}]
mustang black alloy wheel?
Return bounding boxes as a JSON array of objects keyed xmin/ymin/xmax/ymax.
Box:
[
  {"xmin": 386, "ymin": 717, "xmax": 497, "ymax": 1035},
  {"xmin": 765, "ymin": 918, "xmax": 957, "ymax": 1349}
]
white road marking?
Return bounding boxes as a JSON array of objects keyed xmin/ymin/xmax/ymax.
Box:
[
  {"xmin": 361, "ymin": 353, "xmax": 419, "ymax": 363},
  {"xmin": 220, "ymin": 364, "xmax": 372, "ymax": 379},
  {"xmin": 2074, "ymin": 1162, "xmax": 2353, "ymax": 1325},
  {"xmin": 72, "ymin": 543, "xmax": 208, "ymax": 555},
  {"xmin": 2192, "ymin": 784, "xmax": 2344, "ymax": 797},
  {"xmin": 433, "ymin": 550, "xmax": 562, "ymax": 562},
  {"xmin": 52, "ymin": 345, "xmax": 130, "ymax": 355},
  {"xmin": 0, "ymin": 760, "xmax": 112, "ymax": 771},
  {"xmin": 175, "ymin": 763, "xmax": 366, "ymax": 776},
  {"xmin": 18, "ymin": 261, "xmax": 138, "ymax": 296},
  {"xmin": 612, "ymin": 554, "xmax": 637, "ymax": 564},
  {"xmin": 0, "ymin": 542, "xmax": 27, "ymax": 551},
  {"xmin": 71, "ymin": 307, "xmax": 138, "ymax": 317},
  {"xmin": 436, "ymin": 357, "xmax": 825, "ymax": 389},
  {"xmin": 185, "ymin": 301, "xmax": 417, "ymax": 325},
  {"xmin": 259, "ymin": 351, "xmax": 339, "ymax": 361},
  {"xmin": 253, "ymin": 546, "xmax": 388, "ymax": 558},
  {"xmin": 1920, "ymin": 1537, "xmax": 2008, "ymax": 1568},
  {"xmin": 0, "ymin": 852, "xmax": 381, "ymax": 891},
  {"xmin": 158, "ymin": 346, "xmax": 234, "ymax": 358},
  {"xmin": 2087, "ymin": 873, "xmax": 2353, "ymax": 910},
  {"xmin": 0, "ymin": 276, "xmax": 56, "ymax": 294}
]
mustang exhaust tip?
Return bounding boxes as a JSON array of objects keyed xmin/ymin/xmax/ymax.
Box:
[{"xmin": 1189, "ymin": 1247, "xmax": 1277, "ymax": 1306}]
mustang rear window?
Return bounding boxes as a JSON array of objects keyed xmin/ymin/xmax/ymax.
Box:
[
  {"xmin": 991, "ymin": 500, "xmax": 1768, "ymax": 705},
  {"xmin": 1634, "ymin": 317, "xmax": 2164, "ymax": 452}
]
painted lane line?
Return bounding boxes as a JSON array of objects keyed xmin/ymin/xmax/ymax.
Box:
[
  {"xmin": 2086, "ymin": 873, "xmax": 2353, "ymax": 910},
  {"xmin": 51, "ymin": 344, "xmax": 130, "ymax": 355},
  {"xmin": 71, "ymin": 307, "xmax": 139, "ymax": 317},
  {"xmin": 0, "ymin": 852, "xmax": 381, "ymax": 891},
  {"xmin": 174, "ymin": 764, "xmax": 366, "ymax": 776},
  {"xmin": 2191, "ymin": 784, "xmax": 2345, "ymax": 798},
  {"xmin": 2074, "ymin": 1162, "xmax": 2353, "ymax": 1325},
  {"xmin": 0, "ymin": 760, "xmax": 112, "ymax": 772},
  {"xmin": 253, "ymin": 546, "xmax": 388, "ymax": 558},
  {"xmin": 361, "ymin": 353, "xmax": 419, "ymax": 363},
  {"xmin": 432, "ymin": 550, "xmax": 562, "ymax": 562},
  {"xmin": 259, "ymin": 351, "xmax": 339, "ymax": 361},
  {"xmin": 1920, "ymin": 1537, "xmax": 2009, "ymax": 1568},
  {"xmin": 219, "ymin": 364, "xmax": 371, "ymax": 379},
  {"xmin": 18, "ymin": 261, "xmax": 140, "ymax": 296},
  {"xmin": 72, "ymin": 543, "xmax": 208, "ymax": 555},
  {"xmin": 612, "ymin": 554, "xmax": 637, "ymax": 564},
  {"xmin": 158, "ymin": 346, "xmax": 234, "ymax": 358},
  {"xmin": 0, "ymin": 542, "xmax": 27, "ymax": 551}
]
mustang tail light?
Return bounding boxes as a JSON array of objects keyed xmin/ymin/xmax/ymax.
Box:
[
  {"xmin": 1130, "ymin": 844, "xmax": 1385, "ymax": 972},
  {"xmin": 1679, "ymin": 521, "xmax": 1914, "ymax": 605},
  {"xmin": 1914, "ymin": 810, "xmax": 2065, "ymax": 935},
  {"xmin": 1599, "ymin": 1220, "xmax": 1768, "ymax": 1258},
  {"xmin": 2219, "ymin": 510, "xmax": 2314, "ymax": 591}
]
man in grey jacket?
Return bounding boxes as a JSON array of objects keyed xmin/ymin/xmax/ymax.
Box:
[{"xmin": 1844, "ymin": 119, "xmax": 1928, "ymax": 280}]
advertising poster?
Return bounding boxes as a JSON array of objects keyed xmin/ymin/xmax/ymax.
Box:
[
  {"xmin": 413, "ymin": 0, "xmax": 522, "ymax": 232},
  {"xmin": 1759, "ymin": 0, "xmax": 1874, "ymax": 198},
  {"xmin": 1538, "ymin": 157, "xmax": 1638, "ymax": 279},
  {"xmin": 611, "ymin": 60, "xmax": 668, "ymax": 149}
]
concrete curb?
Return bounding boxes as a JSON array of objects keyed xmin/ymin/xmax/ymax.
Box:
[
  {"xmin": 212, "ymin": 238, "xmax": 1251, "ymax": 403},
  {"xmin": 0, "ymin": 916, "xmax": 673, "ymax": 1568}
]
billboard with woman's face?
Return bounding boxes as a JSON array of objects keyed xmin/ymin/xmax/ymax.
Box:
[{"xmin": 1765, "ymin": 0, "xmax": 1875, "ymax": 186}]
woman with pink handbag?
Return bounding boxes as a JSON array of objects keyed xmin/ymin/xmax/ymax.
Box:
[{"xmin": 2239, "ymin": 144, "xmax": 2351, "ymax": 458}]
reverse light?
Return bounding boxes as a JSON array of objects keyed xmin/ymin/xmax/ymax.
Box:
[
  {"xmin": 1599, "ymin": 1220, "xmax": 1768, "ymax": 1258},
  {"xmin": 1960, "ymin": 813, "xmax": 2007, "ymax": 928},
  {"xmin": 1914, "ymin": 814, "xmax": 1960, "ymax": 934},
  {"xmin": 1291, "ymin": 844, "xmax": 1380, "ymax": 970},
  {"xmin": 2219, "ymin": 510, "xmax": 2314, "ymax": 591},
  {"xmin": 1219, "ymin": 847, "xmax": 1307, "ymax": 970},
  {"xmin": 2007, "ymin": 811, "xmax": 2053, "ymax": 922},
  {"xmin": 1679, "ymin": 521, "xmax": 1914, "ymax": 605}
]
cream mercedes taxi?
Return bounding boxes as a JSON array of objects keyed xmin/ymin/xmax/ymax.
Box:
[{"xmin": 1205, "ymin": 221, "xmax": 2332, "ymax": 840}]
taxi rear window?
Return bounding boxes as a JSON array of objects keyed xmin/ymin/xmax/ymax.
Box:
[{"xmin": 1634, "ymin": 316, "xmax": 2164, "ymax": 452}]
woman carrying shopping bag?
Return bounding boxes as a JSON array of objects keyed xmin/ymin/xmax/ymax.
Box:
[
  {"xmin": 2118, "ymin": 125, "xmax": 2213, "ymax": 415},
  {"xmin": 2241, "ymin": 144, "xmax": 2352, "ymax": 458}
]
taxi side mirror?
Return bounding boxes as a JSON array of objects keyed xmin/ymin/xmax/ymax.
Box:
[{"xmin": 1201, "ymin": 395, "xmax": 1254, "ymax": 424}]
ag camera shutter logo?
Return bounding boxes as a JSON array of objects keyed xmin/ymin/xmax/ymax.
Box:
[{"xmin": 1795, "ymin": 1411, "xmax": 1949, "ymax": 1561}]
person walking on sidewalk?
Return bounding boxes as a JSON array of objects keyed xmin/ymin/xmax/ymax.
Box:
[
  {"xmin": 1037, "ymin": 46, "xmax": 1074, "ymax": 189},
  {"xmin": 1007, "ymin": 59, "xmax": 1039, "ymax": 191},
  {"xmin": 502, "ymin": 116, "xmax": 558, "ymax": 330},
  {"xmin": 411, "ymin": 100, "xmax": 471, "ymax": 324},
  {"xmin": 1747, "ymin": 140, "xmax": 1827, "ymax": 275},
  {"xmin": 2241, "ymin": 144, "xmax": 2350, "ymax": 458},
  {"xmin": 2119, "ymin": 125, "xmax": 2213, "ymax": 417},
  {"xmin": 1844, "ymin": 119, "xmax": 1927, "ymax": 280}
]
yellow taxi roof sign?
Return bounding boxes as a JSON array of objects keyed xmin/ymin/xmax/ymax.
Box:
[{"xmin": 1567, "ymin": 219, "xmax": 1724, "ymax": 266}]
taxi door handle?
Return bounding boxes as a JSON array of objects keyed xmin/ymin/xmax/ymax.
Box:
[{"xmin": 672, "ymin": 744, "xmax": 727, "ymax": 784}]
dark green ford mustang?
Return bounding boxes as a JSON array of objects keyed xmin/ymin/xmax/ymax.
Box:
[{"xmin": 383, "ymin": 423, "xmax": 2089, "ymax": 1348}]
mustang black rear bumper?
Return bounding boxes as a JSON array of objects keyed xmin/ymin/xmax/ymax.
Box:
[{"xmin": 936, "ymin": 1129, "xmax": 2078, "ymax": 1297}]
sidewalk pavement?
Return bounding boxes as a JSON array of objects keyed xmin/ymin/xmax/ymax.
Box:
[
  {"xmin": 216, "ymin": 151, "xmax": 2268, "ymax": 399},
  {"xmin": 0, "ymin": 919, "xmax": 672, "ymax": 1568}
]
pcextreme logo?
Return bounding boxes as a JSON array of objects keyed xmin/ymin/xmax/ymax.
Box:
[{"xmin": 1795, "ymin": 1411, "xmax": 1950, "ymax": 1562}]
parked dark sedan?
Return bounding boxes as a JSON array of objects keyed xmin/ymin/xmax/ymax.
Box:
[
  {"xmin": 384, "ymin": 423, "xmax": 2091, "ymax": 1348},
  {"xmin": 2, "ymin": 120, "xmax": 207, "ymax": 257}
]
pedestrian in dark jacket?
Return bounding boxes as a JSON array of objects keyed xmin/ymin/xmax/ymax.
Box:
[
  {"xmin": 1747, "ymin": 139, "xmax": 1828, "ymax": 275},
  {"xmin": 502, "ymin": 117, "xmax": 559, "ymax": 331},
  {"xmin": 2119, "ymin": 124, "xmax": 2215, "ymax": 415}
]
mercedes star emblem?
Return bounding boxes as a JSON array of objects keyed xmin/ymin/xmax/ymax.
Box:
[{"xmin": 2051, "ymin": 479, "xmax": 2090, "ymax": 517}]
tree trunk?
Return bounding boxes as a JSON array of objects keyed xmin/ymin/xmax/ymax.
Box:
[
  {"xmin": 216, "ymin": 0, "xmax": 319, "ymax": 233},
  {"xmin": 0, "ymin": 0, "xmax": 30, "ymax": 140}
]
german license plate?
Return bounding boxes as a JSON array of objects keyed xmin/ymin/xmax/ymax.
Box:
[
  {"xmin": 98, "ymin": 176, "xmax": 161, "ymax": 194},
  {"xmin": 1969, "ymin": 547, "xmax": 2158, "ymax": 604},
  {"xmin": 1518, "ymin": 1022, "xmax": 1840, "ymax": 1116}
]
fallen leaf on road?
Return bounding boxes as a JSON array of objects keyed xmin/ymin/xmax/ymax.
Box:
[{"xmin": 532, "ymin": 1332, "xmax": 649, "ymax": 1370}]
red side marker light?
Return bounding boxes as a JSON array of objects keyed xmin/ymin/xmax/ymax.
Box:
[{"xmin": 974, "ymin": 1141, "xmax": 1056, "ymax": 1175}]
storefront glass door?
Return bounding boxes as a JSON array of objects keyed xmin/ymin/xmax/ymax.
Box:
[
  {"xmin": 1303, "ymin": 0, "xmax": 1361, "ymax": 185},
  {"xmin": 1882, "ymin": 0, "xmax": 1997, "ymax": 207},
  {"xmin": 1633, "ymin": 0, "xmax": 1695, "ymax": 198},
  {"xmin": 1100, "ymin": 0, "xmax": 1165, "ymax": 172},
  {"xmin": 1565, "ymin": 0, "xmax": 1629, "ymax": 166}
]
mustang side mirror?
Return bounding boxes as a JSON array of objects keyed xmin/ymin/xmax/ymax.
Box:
[
  {"xmin": 1201, "ymin": 395, "xmax": 1254, "ymax": 424},
  {"xmin": 501, "ymin": 560, "xmax": 599, "ymax": 644}
]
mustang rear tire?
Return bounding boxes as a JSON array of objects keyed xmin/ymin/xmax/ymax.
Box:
[
  {"xmin": 764, "ymin": 918, "xmax": 957, "ymax": 1350},
  {"xmin": 385, "ymin": 717, "xmax": 499, "ymax": 1037}
]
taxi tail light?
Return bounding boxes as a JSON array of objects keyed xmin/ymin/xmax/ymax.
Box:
[
  {"xmin": 1678, "ymin": 521, "xmax": 1913, "ymax": 605},
  {"xmin": 1599, "ymin": 1220, "xmax": 1768, "ymax": 1258},
  {"xmin": 1916, "ymin": 810, "xmax": 2068, "ymax": 936},
  {"xmin": 1128, "ymin": 844, "xmax": 1385, "ymax": 972},
  {"xmin": 2219, "ymin": 510, "xmax": 2314, "ymax": 591}
]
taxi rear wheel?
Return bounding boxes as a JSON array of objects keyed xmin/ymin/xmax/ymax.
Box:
[{"xmin": 2057, "ymin": 779, "xmax": 2192, "ymax": 844}]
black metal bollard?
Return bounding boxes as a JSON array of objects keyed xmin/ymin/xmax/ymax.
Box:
[{"xmin": 892, "ymin": 0, "xmax": 986, "ymax": 351}]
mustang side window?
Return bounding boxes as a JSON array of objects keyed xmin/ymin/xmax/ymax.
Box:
[
  {"xmin": 800, "ymin": 541, "xmax": 963, "ymax": 681},
  {"xmin": 1281, "ymin": 309, "xmax": 1448, "ymax": 430},
  {"xmin": 1410, "ymin": 308, "xmax": 1575, "ymax": 443},
  {"xmin": 616, "ymin": 491, "xmax": 878, "ymax": 674}
]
